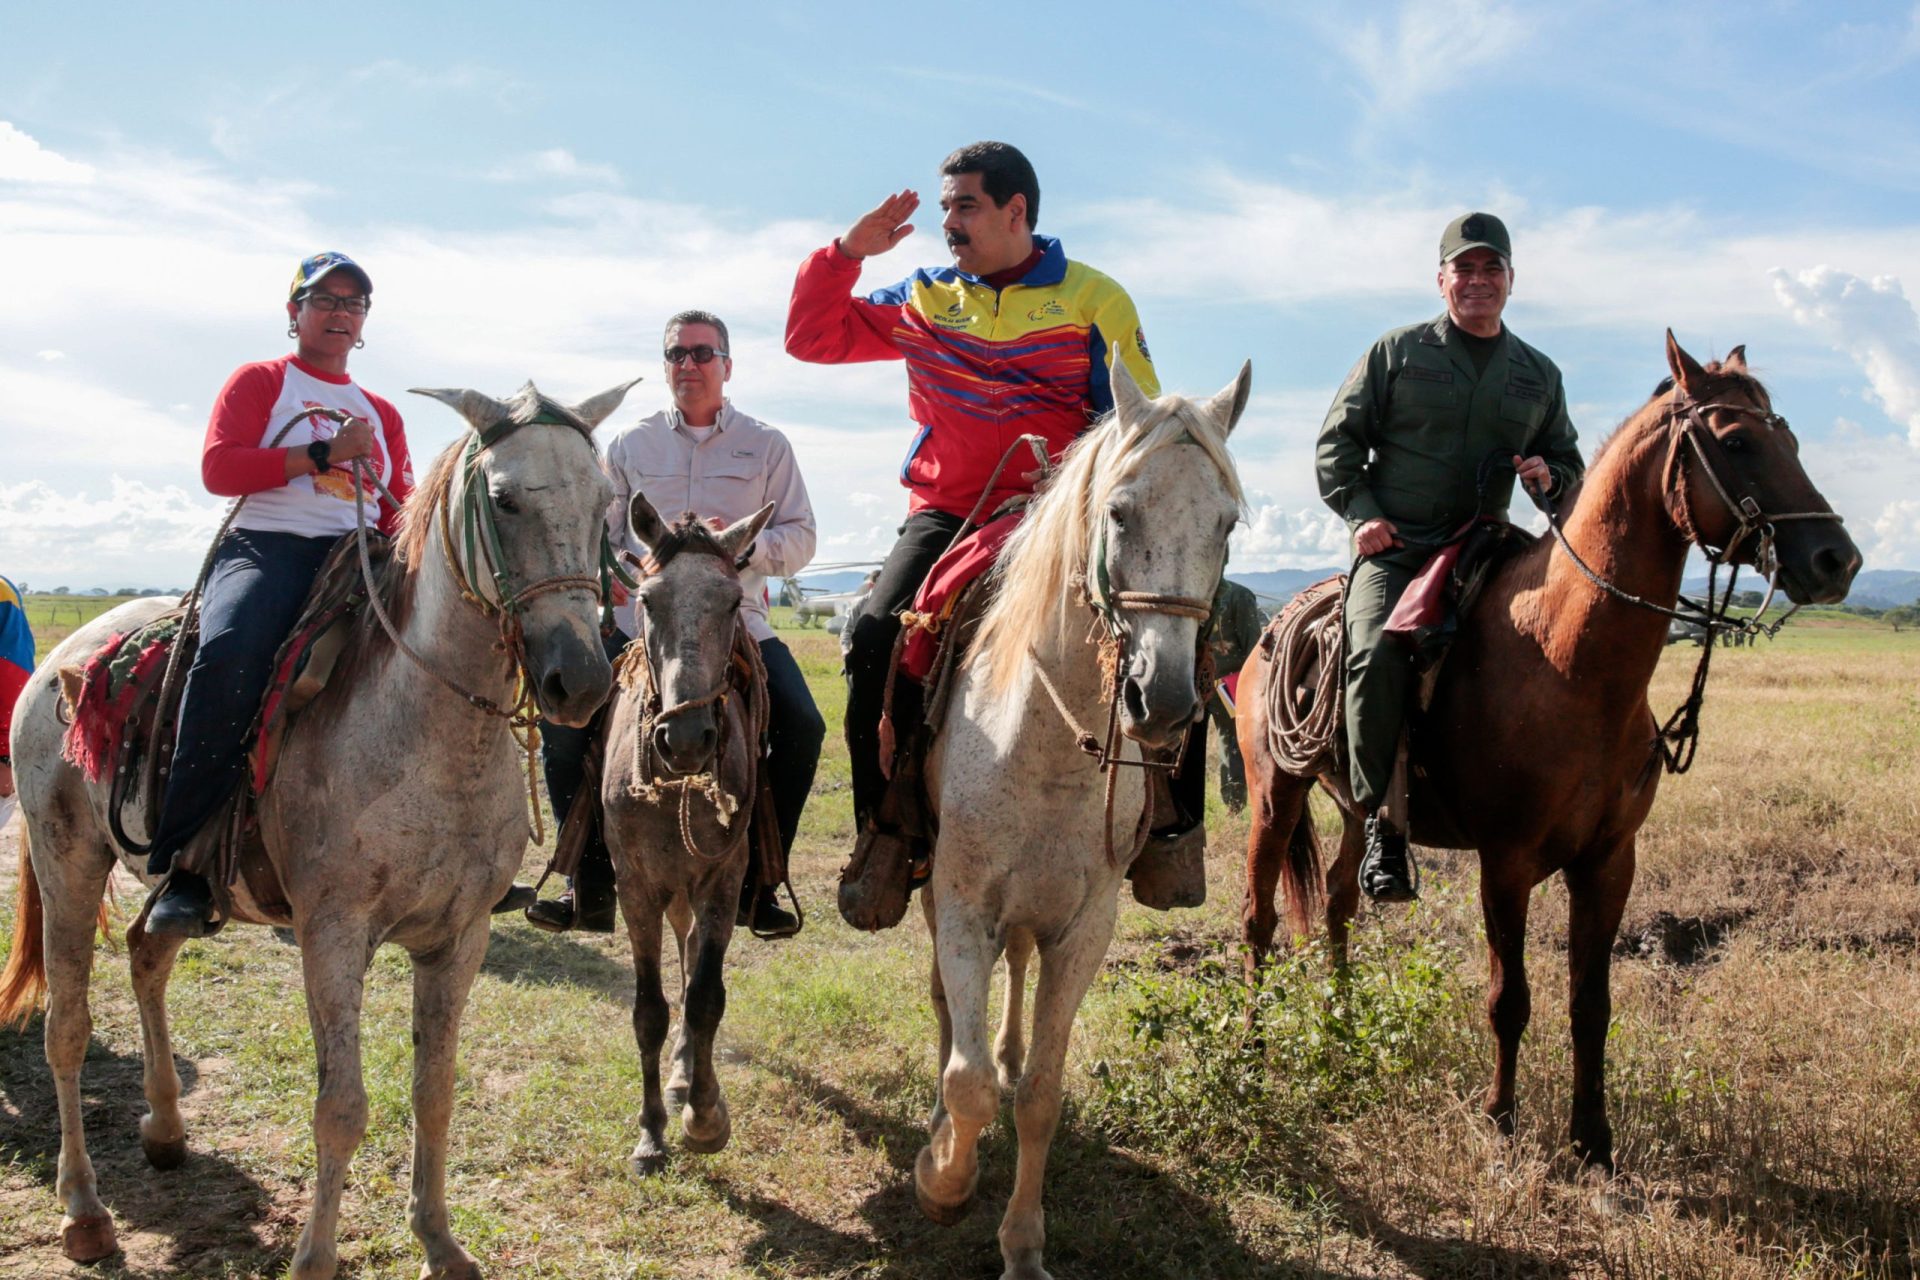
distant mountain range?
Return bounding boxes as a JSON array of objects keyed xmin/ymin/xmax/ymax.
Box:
[
  {"xmin": 1681, "ymin": 568, "xmax": 1919, "ymax": 609},
  {"xmin": 798, "ymin": 565, "xmax": 1919, "ymax": 612}
]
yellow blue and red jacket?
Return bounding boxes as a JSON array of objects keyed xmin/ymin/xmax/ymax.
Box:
[
  {"xmin": 785, "ymin": 235, "xmax": 1159, "ymax": 517},
  {"xmin": 1, "ymin": 575, "xmax": 33, "ymax": 754}
]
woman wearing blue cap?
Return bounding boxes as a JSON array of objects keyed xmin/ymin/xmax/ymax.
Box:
[{"xmin": 145, "ymin": 252, "xmax": 416, "ymax": 936}]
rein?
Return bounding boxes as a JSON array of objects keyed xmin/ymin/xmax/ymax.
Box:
[
  {"xmin": 1536, "ymin": 393, "xmax": 1845, "ymax": 774},
  {"xmin": 619, "ymin": 529, "xmax": 770, "ymax": 862},
  {"xmin": 1032, "ymin": 482, "xmax": 1222, "ymax": 867},
  {"xmin": 345, "ymin": 409, "xmax": 622, "ymax": 842}
]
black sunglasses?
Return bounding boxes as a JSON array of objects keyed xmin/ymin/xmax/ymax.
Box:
[{"xmin": 664, "ymin": 344, "xmax": 727, "ymax": 366}]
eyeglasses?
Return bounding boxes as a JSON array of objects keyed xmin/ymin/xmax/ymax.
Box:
[
  {"xmin": 301, "ymin": 293, "xmax": 371, "ymax": 314},
  {"xmin": 664, "ymin": 344, "xmax": 727, "ymax": 366}
]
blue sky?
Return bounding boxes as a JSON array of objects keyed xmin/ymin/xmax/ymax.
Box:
[{"xmin": 5, "ymin": 0, "xmax": 1920, "ymax": 588}]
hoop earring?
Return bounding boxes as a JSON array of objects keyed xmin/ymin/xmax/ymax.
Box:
[
  {"xmin": 288, "ymin": 323, "xmax": 298, "ymax": 338},
  {"xmin": 354, "ymin": 339, "xmax": 365, "ymax": 350}
]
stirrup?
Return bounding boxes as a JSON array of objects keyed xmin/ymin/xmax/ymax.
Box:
[{"xmin": 1360, "ymin": 818, "xmax": 1420, "ymax": 904}]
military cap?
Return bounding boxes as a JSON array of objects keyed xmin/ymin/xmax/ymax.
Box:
[{"xmin": 1439, "ymin": 212, "xmax": 1511, "ymax": 263}]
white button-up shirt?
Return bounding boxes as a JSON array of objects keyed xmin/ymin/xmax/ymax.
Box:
[{"xmin": 602, "ymin": 402, "xmax": 817, "ymax": 642}]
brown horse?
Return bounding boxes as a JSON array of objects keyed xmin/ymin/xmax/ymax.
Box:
[{"xmin": 1236, "ymin": 333, "xmax": 1861, "ymax": 1171}]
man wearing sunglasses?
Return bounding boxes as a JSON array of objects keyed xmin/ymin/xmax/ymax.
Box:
[
  {"xmin": 786, "ymin": 140, "xmax": 1208, "ymax": 927},
  {"xmin": 529, "ymin": 309, "xmax": 822, "ymax": 937}
]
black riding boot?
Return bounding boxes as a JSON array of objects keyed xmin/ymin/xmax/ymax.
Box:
[{"xmin": 1360, "ymin": 815, "xmax": 1419, "ymax": 903}]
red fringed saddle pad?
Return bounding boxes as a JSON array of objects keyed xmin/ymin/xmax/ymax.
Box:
[{"xmin": 61, "ymin": 615, "xmax": 184, "ymax": 784}]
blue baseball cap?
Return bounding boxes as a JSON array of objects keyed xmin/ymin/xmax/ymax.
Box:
[{"xmin": 289, "ymin": 251, "xmax": 372, "ymax": 300}]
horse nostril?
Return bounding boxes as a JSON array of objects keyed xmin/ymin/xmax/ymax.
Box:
[
  {"xmin": 541, "ymin": 670, "xmax": 570, "ymax": 709},
  {"xmin": 652, "ymin": 725, "xmax": 675, "ymax": 758},
  {"xmin": 1122, "ymin": 676, "xmax": 1149, "ymax": 724},
  {"xmin": 1812, "ymin": 545, "xmax": 1858, "ymax": 585}
]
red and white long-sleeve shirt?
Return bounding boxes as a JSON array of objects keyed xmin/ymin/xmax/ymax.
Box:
[{"xmin": 202, "ymin": 354, "xmax": 414, "ymax": 537}]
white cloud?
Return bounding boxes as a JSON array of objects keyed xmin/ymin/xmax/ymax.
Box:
[
  {"xmin": 1771, "ymin": 265, "xmax": 1920, "ymax": 448},
  {"xmin": 487, "ymin": 148, "xmax": 621, "ymax": 186},
  {"xmin": 0, "ymin": 477, "xmax": 226, "ymax": 587},
  {"xmin": 1231, "ymin": 500, "xmax": 1350, "ymax": 570},
  {"xmin": 34, "ymin": 350, "xmax": 63, "ymax": 362},
  {"xmin": 1313, "ymin": 0, "xmax": 1535, "ymax": 120},
  {"xmin": 0, "ymin": 121, "xmax": 93, "ymax": 183}
]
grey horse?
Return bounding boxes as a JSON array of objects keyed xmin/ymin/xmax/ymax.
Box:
[
  {"xmin": 1, "ymin": 380, "xmax": 634, "ymax": 1279},
  {"xmin": 916, "ymin": 358, "xmax": 1249, "ymax": 1280}
]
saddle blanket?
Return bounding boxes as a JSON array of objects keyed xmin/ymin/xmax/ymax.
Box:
[{"xmin": 899, "ymin": 509, "xmax": 1025, "ymax": 683}]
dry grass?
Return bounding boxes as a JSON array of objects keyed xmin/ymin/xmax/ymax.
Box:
[{"xmin": 1, "ymin": 618, "xmax": 1916, "ymax": 1278}]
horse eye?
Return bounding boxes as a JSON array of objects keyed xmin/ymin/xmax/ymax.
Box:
[
  {"xmin": 493, "ymin": 491, "xmax": 521, "ymax": 514},
  {"xmin": 1723, "ymin": 433, "xmax": 1748, "ymax": 453},
  {"xmin": 1108, "ymin": 505, "xmax": 1128, "ymax": 532}
]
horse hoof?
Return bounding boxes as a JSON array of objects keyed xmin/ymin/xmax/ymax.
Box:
[
  {"xmin": 61, "ymin": 1212, "xmax": 117, "ymax": 1262},
  {"xmin": 681, "ymin": 1100, "xmax": 731, "ymax": 1155},
  {"xmin": 142, "ymin": 1136, "xmax": 189, "ymax": 1174},
  {"xmin": 420, "ymin": 1252, "xmax": 483, "ymax": 1280},
  {"xmin": 629, "ymin": 1149, "xmax": 669, "ymax": 1178},
  {"xmin": 913, "ymin": 1145, "xmax": 976, "ymax": 1226}
]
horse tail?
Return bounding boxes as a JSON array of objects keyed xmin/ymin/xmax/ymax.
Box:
[
  {"xmin": 1278, "ymin": 798, "xmax": 1323, "ymax": 942},
  {"xmin": 0, "ymin": 823, "xmax": 48, "ymax": 1027}
]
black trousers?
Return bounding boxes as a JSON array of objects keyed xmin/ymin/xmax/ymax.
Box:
[
  {"xmin": 845, "ymin": 508, "xmax": 1208, "ymax": 834},
  {"xmin": 843, "ymin": 509, "xmax": 967, "ymax": 825}
]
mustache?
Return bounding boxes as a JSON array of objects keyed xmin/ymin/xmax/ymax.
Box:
[{"xmin": 945, "ymin": 231, "xmax": 971, "ymax": 248}]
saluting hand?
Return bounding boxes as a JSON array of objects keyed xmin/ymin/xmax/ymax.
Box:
[{"xmin": 838, "ymin": 190, "xmax": 919, "ymax": 260}]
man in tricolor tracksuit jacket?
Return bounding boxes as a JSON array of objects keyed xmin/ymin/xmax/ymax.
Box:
[{"xmin": 785, "ymin": 140, "xmax": 1203, "ymax": 914}]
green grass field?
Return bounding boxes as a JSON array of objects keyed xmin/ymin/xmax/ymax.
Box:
[{"xmin": 2, "ymin": 598, "xmax": 1917, "ymax": 1277}]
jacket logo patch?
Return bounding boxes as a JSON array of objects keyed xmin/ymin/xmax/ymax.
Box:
[
  {"xmin": 1400, "ymin": 366, "xmax": 1454, "ymax": 385},
  {"xmin": 1505, "ymin": 376, "xmax": 1547, "ymax": 403},
  {"xmin": 1025, "ymin": 299, "xmax": 1066, "ymax": 321},
  {"xmin": 932, "ymin": 301, "xmax": 974, "ymax": 329}
]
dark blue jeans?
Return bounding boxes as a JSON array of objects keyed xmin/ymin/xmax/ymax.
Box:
[
  {"xmin": 148, "ymin": 529, "xmax": 338, "ymax": 875},
  {"xmin": 541, "ymin": 632, "xmax": 824, "ymax": 880}
]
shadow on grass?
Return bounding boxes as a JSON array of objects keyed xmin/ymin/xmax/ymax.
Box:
[
  {"xmin": 0, "ymin": 1017, "xmax": 288, "ymax": 1278},
  {"xmin": 479, "ymin": 919, "xmax": 635, "ymax": 1004},
  {"xmin": 714, "ymin": 1049, "xmax": 1380, "ymax": 1280}
]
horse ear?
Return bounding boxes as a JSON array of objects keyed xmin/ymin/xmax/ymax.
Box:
[
  {"xmin": 714, "ymin": 502, "xmax": 775, "ymax": 564},
  {"xmin": 628, "ymin": 491, "xmax": 668, "ymax": 551},
  {"xmin": 1107, "ymin": 352, "xmax": 1154, "ymax": 427},
  {"xmin": 409, "ymin": 387, "xmax": 512, "ymax": 432},
  {"xmin": 570, "ymin": 377, "xmax": 644, "ymax": 429},
  {"xmin": 1201, "ymin": 360, "xmax": 1253, "ymax": 436},
  {"xmin": 1664, "ymin": 330, "xmax": 1710, "ymax": 397},
  {"xmin": 1722, "ymin": 345, "xmax": 1749, "ymax": 374}
]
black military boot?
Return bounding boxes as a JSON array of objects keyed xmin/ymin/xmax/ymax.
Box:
[
  {"xmin": 146, "ymin": 870, "xmax": 216, "ymax": 939},
  {"xmin": 1360, "ymin": 816, "xmax": 1419, "ymax": 903}
]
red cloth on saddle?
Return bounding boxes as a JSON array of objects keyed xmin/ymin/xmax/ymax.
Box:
[
  {"xmin": 899, "ymin": 509, "xmax": 1025, "ymax": 682},
  {"xmin": 61, "ymin": 630, "xmax": 170, "ymax": 784},
  {"xmin": 1383, "ymin": 517, "xmax": 1500, "ymax": 639}
]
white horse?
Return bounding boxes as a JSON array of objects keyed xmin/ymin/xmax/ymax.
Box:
[
  {"xmin": 1, "ymin": 380, "xmax": 633, "ymax": 1279},
  {"xmin": 916, "ymin": 358, "xmax": 1249, "ymax": 1280}
]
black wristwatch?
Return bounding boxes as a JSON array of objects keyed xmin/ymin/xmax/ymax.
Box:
[{"xmin": 307, "ymin": 439, "xmax": 332, "ymax": 471}]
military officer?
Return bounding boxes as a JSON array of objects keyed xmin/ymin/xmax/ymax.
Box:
[{"xmin": 1315, "ymin": 212, "xmax": 1583, "ymax": 902}]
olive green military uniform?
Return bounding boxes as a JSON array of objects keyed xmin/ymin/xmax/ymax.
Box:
[
  {"xmin": 1315, "ymin": 313, "xmax": 1583, "ymax": 810},
  {"xmin": 1206, "ymin": 579, "xmax": 1266, "ymax": 811}
]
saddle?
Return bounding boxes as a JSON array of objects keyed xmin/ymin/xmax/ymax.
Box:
[
  {"xmin": 58, "ymin": 532, "xmax": 396, "ymax": 928},
  {"xmin": 842, "ymin": 506, "xmax": 1199, "ymax": 930},
  {"xmin": 1255, "ymin": 521, "xmax": 1537, "ymax": 825}
]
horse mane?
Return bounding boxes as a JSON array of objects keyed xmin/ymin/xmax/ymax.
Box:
[
  {"xmin": 970, "ymin": 394, "xmax": 1244, "ymax": 695},
  {"xmin": 1585, "ymin": 359, "xmax": 1768, "ymax": 474}
]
